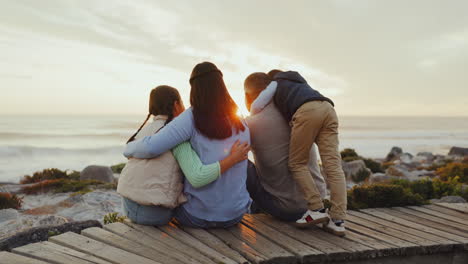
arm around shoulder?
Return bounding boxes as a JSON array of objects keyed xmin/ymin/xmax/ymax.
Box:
[
  {"xmin": 123, "ymin": 109, "xmax": 194, "ymax": 159},
  {"xmin": 172, "ymin": 142, "xmax": 220, "ymax": 188}
]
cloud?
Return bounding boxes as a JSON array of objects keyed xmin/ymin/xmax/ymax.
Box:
[{"xmin": 1, "ymin": 0, "xmax": 467, "ymax": 116}]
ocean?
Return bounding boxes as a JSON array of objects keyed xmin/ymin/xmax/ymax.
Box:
[{"xmin": 1, "ymin": 115, "xmax": 467, "ymax": 182}]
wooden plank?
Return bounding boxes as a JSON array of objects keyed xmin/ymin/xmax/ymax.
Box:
[
  {"xmin": 298, "ymin": 224, "xmax": 376, "ymax": 257},
  {"xmin": 36, "ymin": 241, "xmax": 110, "ymax": 264},
  {"xmin": 12, "ymin": 241, "xmax": 110, "ymax": 264},
  {"xmin": 436, "ymin": 203, "xmax": 468, "ymax": 214},
  {"xmin": 104, "ymin": 223, "xmax": 199, "ymax": 264},
  {"xmin": 348, "ymin": 210, "xmax": 456, "ymax": 254},
  {"xmin": 391, "ymin": 207, "xmax": 468, "ymax": 233},
  {"xmin": 0, "ymin": 251, "xmax": 50, "ymax": 264},
  {"xmin": 180, "ymin": 227, "xmax": 250, "ymax": 264},
  {"xmin": 344, "ymin": 221, "xmax": 421, "ymax": 255},
  {"xmin": 424, "ymin": 204, "xmax": 468, "ymax": 220},
  {"xmin": 407, "ymin": 206, "xmax": 468, "ymax": 226},
  {"xmin": 159, "ymin": 223, "xmax": 238, "ymax": 264},
  {"xmin": 207, "ymin": 227, "xmax": 268, "ymax": 264},
  {"xmin": 250, "ymin": 214, "xmax": 350, "ymax": 261},
  {"xmin": 242, "ymin": 214, "xmax": 325, "ymax": 263},
  {"xmin": 214, "ymin": 224, "xmax": 296, "ymax": 264},
  {"xmin": 342, "ymin": 228, "xmax": 399, "ymax": 257},
  {"xmin": 49, "ymin": 232, "xmax": 160, "ymax": 264},
  {"xmin": 124, "ymin": 221, "xmax": 217, "ymax": 264},
  {"xmin": 81, "ymin": 227, "xmax": 179, "ymax": 264},
  {"xmin": 254, "ymin": 214, "xmax": 379, "ymax": 260},
  {"xmin": 349, "ymin": 210, "xmax": 456, "ymax": 245},
  {"xmin": 379, "ymin": 208, "xmax": 468, "ymax": 243},
  {"xmin": 373, "ymin": 208, "xmax": 468, "ymax": 242}
]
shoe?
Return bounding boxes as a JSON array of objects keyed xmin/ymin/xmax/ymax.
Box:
[
  {"xmin": 295, "ymin": 209, "xmax": 329, "ymax": 228},
  {"xmin": 323, "ymin": 219, "xmax": 346, "ymax": 237}
]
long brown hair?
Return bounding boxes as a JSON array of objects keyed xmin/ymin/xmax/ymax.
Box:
[
  {"xmin": 189, "ymin": 62, "xmax": 245, "ymax": 139},
  {"xmin": 127, "ymin": 85, "xmax": 181, "ymax": 143}
]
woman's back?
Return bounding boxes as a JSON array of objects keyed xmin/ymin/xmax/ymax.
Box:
[{"xmin": 184, "ymin": 109, "xmax": 251, "ymax": 221}]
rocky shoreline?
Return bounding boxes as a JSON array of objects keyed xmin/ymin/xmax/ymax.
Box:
[{"xmin": 1, "ymin": 146, "xmax": 467, "ymax": 244}]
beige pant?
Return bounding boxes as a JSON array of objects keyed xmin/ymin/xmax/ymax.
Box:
[{"xmin": 289, "ymin": 101, "xmax": 347, "ymax": 220}]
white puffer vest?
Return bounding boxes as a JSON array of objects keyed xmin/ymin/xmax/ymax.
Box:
[{"xmin": 117, "ymin": 115, "xmax": 186, "ymax": 208}]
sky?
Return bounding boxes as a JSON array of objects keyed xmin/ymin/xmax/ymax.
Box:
[{"xmin": 1, "ymin": 0, "xmax": 467, "ymax": 116}]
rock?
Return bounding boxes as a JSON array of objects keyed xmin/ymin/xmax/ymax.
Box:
[
  {"xmin": 0, "ymin": 183, "xmax": 33, "ymax": 194},
  {"xmin": 385, "ymin": 147, "xmax": 403, "ymax": 162},
  {"xmin": 448, "ymin": 147, "xmax": 468, "ymax": 157},
  {"xmin": 58, "ymin": 191, "xmax": 123, "ymax": 222},
  {"xmin": 0, "ymin": 209, "xmax": 19, "ymax": 223},
  {"xmin": 0, "ymin": 220, "xmax": 101, "ymax": 251},
  {"xmin": 37, "ymin": 215, "xmax": 68, "ymax": 226},
  {"xmin": 432, "ymin": 155, "xmax": 449, "ymax": 165},
  {"xmin": 369, "ymin": 173, "xmax": 401, "ymax": 183},
  {"xmin": 80, "ymin": 165, "xmax": 115, "ymax": 183},
  {"xmin": 409, "ymin": 169, "xmax": 436, "ymax": 179},
  {"xmin": 385, "ymin": 165, "xmax": 411, "ymax": 178},
  {"xmin": 430, "ymin": 196, "xmax": 467, "ymax": 204},
  {"xmin": 342, "ymin": 160, "xmax": 372, "ymax": 182},
  {"xmin": 414, "ymin": 152, "xmax": 435, "ymax": 163},
  {"xmin": 399, "ymin": 153, "xmax": 414, "ymax": 164}
]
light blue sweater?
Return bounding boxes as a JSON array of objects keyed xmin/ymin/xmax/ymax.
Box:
[{"xmin": 124, "ymin": 108, "xmax": 251, "ymax": 221}]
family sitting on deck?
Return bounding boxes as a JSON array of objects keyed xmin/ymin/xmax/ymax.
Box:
[{"xmin": 118, "ymin": 62, "xmax": 347, "ymax": 236}]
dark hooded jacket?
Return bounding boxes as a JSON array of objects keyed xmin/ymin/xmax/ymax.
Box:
[{"xmin": 273, "ymin": 71, "xmax": 334, "ymax": 121}]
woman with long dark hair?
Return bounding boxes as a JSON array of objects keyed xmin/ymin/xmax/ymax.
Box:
[
  {"xmin": 124, "ymin": 62, "xmax": 251, "ymax": 228},
  {"xmin": 119, "ymin": 84, "xmax": 249, "ymax": 226}
]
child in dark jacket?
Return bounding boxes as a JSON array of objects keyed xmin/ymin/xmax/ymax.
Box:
[{"xmin": 245, "ymin": 70, "xmax": 347, "ymax": 236}]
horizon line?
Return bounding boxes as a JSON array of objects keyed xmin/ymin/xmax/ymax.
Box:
[{"xmin": 2, "ymin": 113, "xmax": 468, "ymax": 118}]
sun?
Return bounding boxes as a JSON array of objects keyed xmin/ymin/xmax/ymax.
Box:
[
  {"xmin": 232, "ymin": 93, "xmax": 250, "ymax": 117},
  {"xmin": 237, "ymin": 107, "xmax": 250, "ymax": 118}
]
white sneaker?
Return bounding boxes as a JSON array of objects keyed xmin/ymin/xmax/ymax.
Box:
[
  {"xmin": 323, "ymin": 219, "xmax": 346, "ymax": 237},
  {"xmin": 295, "ymin": 209, "xmax": 329, "ymax": 228}
]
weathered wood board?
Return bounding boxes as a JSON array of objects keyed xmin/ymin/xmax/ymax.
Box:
[{"xmin": 2, "ymin": 204, "xmax": 468, "ymax": 264}]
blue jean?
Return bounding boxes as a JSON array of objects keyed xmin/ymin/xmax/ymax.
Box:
[
  {"xmin": 247, "ymin": 161, "xmax": 306, "ymax": 222},
  {"xmin": 174, "ymin": 206, "xmax": 243, "ymax": 228},
  {"xmin": 122, "ymin": 197, "xmax": 174, "ymax": 226}
]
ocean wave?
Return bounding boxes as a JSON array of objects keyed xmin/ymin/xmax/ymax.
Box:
[
  {"xmin": 0, "ymin": 145, "xmax": 124, "ymax": 158},
  {"xmin": 0, "ymin": 132, "xmax": 129, "ymax": 139}
]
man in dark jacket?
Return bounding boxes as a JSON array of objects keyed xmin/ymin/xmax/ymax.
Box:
[{"xmin": 245, "ymin": 71, "xmax": 347, "ymax": 236}]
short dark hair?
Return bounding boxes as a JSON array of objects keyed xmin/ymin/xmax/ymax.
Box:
[
  {"xmin": 267, "ymin": 69, "xmax": 283, "ymax": 79},
  {"xmin": 244, "ymin": 72, "xmax": 271, "ymax": 94}
]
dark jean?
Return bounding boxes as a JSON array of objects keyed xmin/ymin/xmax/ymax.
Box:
[
  {"xmin": 247, "ymin": 161, "xmax": 306, "ymax": 222},
  {"xmin": 122, "ymin": 197, "xmax": 173, "ymax": 226},
  {"xmin": 174, "ymin": 206, "xmax": 244, "ymax": 229}
]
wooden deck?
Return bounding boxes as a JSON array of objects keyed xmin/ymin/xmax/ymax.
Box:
[{"xmin": 1, "ymin": 203, "xmax": 468, "ymax": 264}]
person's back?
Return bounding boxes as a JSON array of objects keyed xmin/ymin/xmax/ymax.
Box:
[
  {"xmin": 247, "ymin": 101, "xmax": 326, "ymax": 218},
  {"xmin": 118, "ymin": 115, "xmax": 184, "ymax": 208},
  {"xmin": 181, "ymin": 109, "xmax": 251, "ymax": 221},
  {"xmin": 245, "ymin": 71, "xmax": 347, "ymax": 236},
  {"xmin": 273, "ymin": 71, "xmax": 334, "ymax": 122}
]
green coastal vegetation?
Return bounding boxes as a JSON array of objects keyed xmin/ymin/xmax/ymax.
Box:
[
  {"xmin": 19, "ymin": 168, "xmax": 117, "ymax": 195},
  {"xmin": 0, "ymin": 192, "xmax": 23, "ymax": 210},
  {"xmin": 347, "ymin": 176, "xmax": 468, "ymax": 209},
  {"xmin": 340, "ymin": 148, "xmax": 384, "ymax": 173},
  {"xmin": 111, "ymin": 163, "xmax": 126, "ymax": 174},
  {"xmin": 1, "ymin": 152, "xmax": 467, "ymax": 211},
  {"xmin": 343, "ymin": 148, "xmax": 468, "ymax": 209},
  {"xmin": 103, "ymin": 212, "xmax": 127, "ymax": 224}
]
